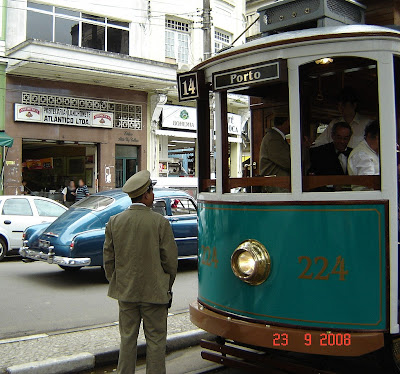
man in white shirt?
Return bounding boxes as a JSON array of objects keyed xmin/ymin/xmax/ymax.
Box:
[
  {"xmin": 314, "ymin": 87, "xmax": 373, "ymax": 149},
  {"xmin": 348, "ymin": 120, "xmax": 380, "ymax": 177}
]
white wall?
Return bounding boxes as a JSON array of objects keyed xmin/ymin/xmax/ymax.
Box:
[{"xmin": 7, "ymin": 0, "xmax": 246, "ymax": 68}]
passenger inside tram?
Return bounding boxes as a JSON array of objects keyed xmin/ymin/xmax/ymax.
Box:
[
  {"xmin": 313, "ymin": 86, "xmax": 373, "ymax": 149},
  {"xmin": 259, "ymin": 118, "xmax": 290, "ymax": 173},
  {"xmin": 309, "ymin": 121, "xmax": 353, "ymax": 176},
  {"xmin": 348, "ymin": 121, "xmax": 380, "ymax": 177},
  {"xmin": 209, "ymin": 57, "xmax": 382, "ymax": 194}
]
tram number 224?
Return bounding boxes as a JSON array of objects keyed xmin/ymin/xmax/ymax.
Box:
[
  {"xmin": 200, "ymin": 245, "xmax": 218, "ymax": 268},
  {"xmin": 298, "ymin": 256, "xmax": 348, "ymax": 281}
]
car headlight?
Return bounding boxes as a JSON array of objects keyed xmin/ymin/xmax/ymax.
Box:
[{"xmin": 231, "ymin": 239, "xmax": 271, "ymax": 285}]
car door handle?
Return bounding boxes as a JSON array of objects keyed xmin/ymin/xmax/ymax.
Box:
[
  {"xmin": 170, "ymin": 217, "xmax": 179, "ymax": 222},
  {"xmin": 4, "ymin": 220, "xmax": 11, "ymax": 225}
]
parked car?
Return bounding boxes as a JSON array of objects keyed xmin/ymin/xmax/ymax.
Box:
[
  {"xmin": 0, "ymin": 196, "xmax": 67, "ymax": 261},
  {"xmin": 19, "ymin": 188, "xmax": 198, "ymax": 270}
]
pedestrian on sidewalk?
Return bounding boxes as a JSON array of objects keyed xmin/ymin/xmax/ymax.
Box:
[{"xmin": 103, "ymin": 170, "xmax": 178, "ymax": 374}]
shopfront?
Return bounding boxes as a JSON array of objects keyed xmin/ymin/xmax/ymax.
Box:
[
  {"xmin": 4, "ymin": 76, "xmax": 147, "ymax": 197},
  {"xmin": 154, "ymin": 103, "xmax": 246, "ymax": 180}
]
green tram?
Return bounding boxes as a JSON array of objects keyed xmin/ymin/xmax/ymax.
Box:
[{"xmin": 178, "ymin": 22, "xmax": 400, "ymax": 371}]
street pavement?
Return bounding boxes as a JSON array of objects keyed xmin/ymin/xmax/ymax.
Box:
[{"xmin": 0, "ymin": 256, "xmax": 197, "ymax": 339}]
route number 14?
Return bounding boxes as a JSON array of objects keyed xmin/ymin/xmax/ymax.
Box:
[
  {"xmin": 182, "ymin": 78, "xmax": 196, "ymax": 96},
  {"xmin": 177, "ymin": 72, "xmax": 199, "ymax": 101}
]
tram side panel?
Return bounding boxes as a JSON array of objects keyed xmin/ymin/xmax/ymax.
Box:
[{"xmin": 197, "ymin": 201, "xmax": 388, "ymax": 332}]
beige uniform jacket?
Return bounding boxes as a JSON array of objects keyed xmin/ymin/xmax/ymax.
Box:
[
  {"xmin": 259, "ymin": 128, "xmax": 291, "ymax": 177},
  {"xmin": 103, "ymin": 205, "xmax": 178, "ymax": 304}
]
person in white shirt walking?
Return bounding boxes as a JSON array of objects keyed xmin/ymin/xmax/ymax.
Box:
[
  {"xmin": 348, "ymin": 121, "xmax": 380, "ymax": 190},
  {"xmin": 314, "ymin": 87, "xmax": 373, "ymax": 149}
]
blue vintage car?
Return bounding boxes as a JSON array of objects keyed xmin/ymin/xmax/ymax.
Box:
[{"xmin": 19, "ymin": 188, "xmax": 198, "ymax": 270}]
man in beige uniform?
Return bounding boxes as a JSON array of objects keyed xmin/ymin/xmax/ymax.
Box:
[{"xmin": 103, "ymin": 170, "xmax": 178, "ymax": 374}]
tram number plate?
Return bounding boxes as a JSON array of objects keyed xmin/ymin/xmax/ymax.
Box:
[
  {"xmin": 200, "ymin": 245, "xmax": 218, "ymax": 268},
  {"xmin": 298, "ymin": 256, "xmax": 348, "ymax": 281},
  {"xmin": 273, "ymin": 333, "xmax": 352, "ymax": 347}
]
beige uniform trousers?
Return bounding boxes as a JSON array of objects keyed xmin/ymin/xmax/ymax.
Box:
[{"xmin": 117, "ymin": 301, "xmax": 168, "ymax": 374}]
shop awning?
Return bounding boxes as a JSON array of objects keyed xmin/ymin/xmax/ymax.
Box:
[{"xmin": 0, "ymin": 132, "xmax": 13, "ymax": 147}]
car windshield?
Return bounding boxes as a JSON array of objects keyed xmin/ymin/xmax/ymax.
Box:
[{"xmin": 73, "ymin": 196, "xmax": 114, "ymax": 211}]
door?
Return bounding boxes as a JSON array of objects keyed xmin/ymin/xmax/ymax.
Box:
[
  {"xmin": 116, "ymin": 158, "xmax": 137, "ymax": 188},
  {"xmin": 168, "ymin": 197, "xmax": 198, "ymax": 257},
  {"xmin": 1, "ymin": 198, "xmax": 41, "ymax": 248}
]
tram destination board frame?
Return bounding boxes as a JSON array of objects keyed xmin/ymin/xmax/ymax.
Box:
[{"xmin": 212, "ymin": 59, "xmax": 288, "ymax": 91}]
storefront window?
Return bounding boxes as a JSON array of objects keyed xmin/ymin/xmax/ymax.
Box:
[{"xmin": 26, "ymin": 3, "xmax": 130, "ymax": 55}]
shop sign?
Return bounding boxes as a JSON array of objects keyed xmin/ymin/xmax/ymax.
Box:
[
  {"xmin": 15, "ymin": 105, "xmax": 42, "ymax": 122},
  {"xmin": 212, "ymin": 60, "xmax": 287, "ymax": 91},
  {"xmin": 26, "ymin": 158, "xmax": 53, "ymax": 170},
  {"xmin": 91, "ymin": 112, "xmax": 113, "ymax": 128},
  {"xmin": 162, "ymin": 105, "xmax": 197, "ymax": 131},
  {"xmin": 228, "ymin": 113, "xmax": 241, "ymax": 136},
  {"xmin": 14, "ymin": 104, "xmax": 114, "ymax": 128}
]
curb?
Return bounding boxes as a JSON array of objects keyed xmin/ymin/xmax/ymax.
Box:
[{"xmin": 3, "ymin": 329, "xmax": 214, "ymax": 374}]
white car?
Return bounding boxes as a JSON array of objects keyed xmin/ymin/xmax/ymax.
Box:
[{"xmin": 0, "ymin": 196, "xmax": 67, "ymax": 261}]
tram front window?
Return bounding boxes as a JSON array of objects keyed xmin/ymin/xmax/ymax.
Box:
[
  {"xmin": 300, "ymin": 57, "xmax": 381, "ymax": 192},
  {"xmin": 221, "ymin": 77, "xmax": 291, "ymax": 193}
]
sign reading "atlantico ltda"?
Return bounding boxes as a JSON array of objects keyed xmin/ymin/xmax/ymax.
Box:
[
  {"xmin": 14, "ymin": 104, "xmax": 114, "ymax": 128},
  {"xmin": 213, "ymin": 60, "xmax": 287, "ymax": 91}
]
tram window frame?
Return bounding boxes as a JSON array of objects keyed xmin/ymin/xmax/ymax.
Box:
[
  {"xmin": 299, "ymin": 56, "xmax": 381, "ymax": 193},
  {"xmin": 214, "ymin": 80, "xmax": 291, "ymax": 194}
]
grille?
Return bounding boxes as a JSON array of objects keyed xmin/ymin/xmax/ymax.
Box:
[
  {"xmin": 21, "ymin": 92, "xmax": 142, "ymax": 130},
  {"xmin": 327, "ymin": 0, "xmax": 363, "ymax": 23}
]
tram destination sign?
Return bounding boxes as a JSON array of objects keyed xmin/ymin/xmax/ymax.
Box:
[{"xmin": 213, "ymin": 60, "xmax": 287, "ymax": 91}]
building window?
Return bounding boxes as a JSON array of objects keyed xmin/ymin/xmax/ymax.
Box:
[
  {"xmin": 27, "ymin": 2, "xmax": 129, "ymax": 54},
  {"xmin": 214, "ymin": 29, "xmax": 231, "ymax": 53},
  {"xmin": 165, "ymin": 18, "xmax": 190, "ymax": 64}
]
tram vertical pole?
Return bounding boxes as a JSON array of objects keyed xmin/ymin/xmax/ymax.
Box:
[
  {"xmin": 197, "ymin": 71, "xmax": 211, "ymax": 193},
  {"xmin": 220, "ymin": 91, "xmax": 229, "ymax": 193}
]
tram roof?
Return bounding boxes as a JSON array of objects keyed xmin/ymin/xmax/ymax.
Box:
[{"xmin": 193, "ymin": 25, "xmax": 400, "ymax": 71}]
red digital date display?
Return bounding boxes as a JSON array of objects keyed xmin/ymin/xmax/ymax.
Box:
[{"xmin": 273, "ymin": 333, "xmax": 351, "ymax": 347}]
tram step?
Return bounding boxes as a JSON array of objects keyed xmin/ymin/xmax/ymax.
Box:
[{"xmin": 200, "ymin": 340, "xmax": 336, "ymax": 374}]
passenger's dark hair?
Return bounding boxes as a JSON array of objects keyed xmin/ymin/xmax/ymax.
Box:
[
  {"xmin": 331, "ymin": 121, "xmax": 353, "ymax": 136},
  {"xmin": 274, "ymin": 117, "xmax": 288, "ymax": 128},
  {"xmin": 337, "ymin": 87, "xmax": 358, "ymax": 105},
  {"xmin": 364, "ymin": 120, "xmax": 380, "ymax": 139}
]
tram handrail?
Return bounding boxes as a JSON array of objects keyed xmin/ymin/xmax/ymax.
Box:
[
  {"xmin": 200, "ymin": 176, "xmax": 381, "ymax": 192},
  {"xmin": 229, "ymin": 176, "xmax": 291, "ymax": 189},
  {"xmin": 303, "ymin": 175, "xmax": 381, "ymax": 191}
]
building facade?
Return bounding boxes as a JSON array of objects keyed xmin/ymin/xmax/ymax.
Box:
[{"xmin": 2, "ymin": 0, "xmax": 246, "ymax": 195}]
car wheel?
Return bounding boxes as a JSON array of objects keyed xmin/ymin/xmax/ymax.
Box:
[
  {"xmin": 0, "ymin": 238, "xmax": 7, "ymax": 262},
  {"xmin": 58, "ymin": 265, "xmax": 82, "ymax": 271}
]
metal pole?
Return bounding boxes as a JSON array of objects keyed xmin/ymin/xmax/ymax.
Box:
[{"xmin": 202, "ymin": 0, "xmax": 212, "ymax": 60}]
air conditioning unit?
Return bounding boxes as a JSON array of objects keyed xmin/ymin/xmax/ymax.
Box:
[{"xmin": 258, "ymin": 0, "xmax": 366, "ymax": 34}]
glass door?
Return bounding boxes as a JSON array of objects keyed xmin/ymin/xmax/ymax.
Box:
[{"xmin": 115, "ymin": 158, "xmax": 137, "ymax": 188}]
